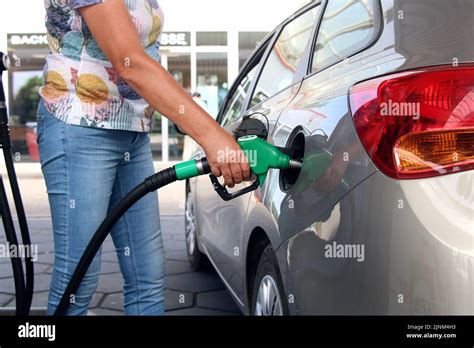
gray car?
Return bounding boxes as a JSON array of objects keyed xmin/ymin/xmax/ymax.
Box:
[{"xmin": 183, "ymin": 0, "xmax": 474, "ymax": 315}]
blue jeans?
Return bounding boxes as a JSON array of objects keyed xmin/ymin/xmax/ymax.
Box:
[{"xmin": 36, "ymin": 99, "xmax": 165, "ymax": 315}]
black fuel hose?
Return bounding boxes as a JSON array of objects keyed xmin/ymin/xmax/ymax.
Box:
[
  {"xmin": 0, "ymin": 52, "xmax": 33, "ymax": 315},
  {"xmin": 54, "ymin": 159, "xmax": 210, "ymax": 316},
  {"xmin": 1, "ymin": 152, "xmax": 34, "ymax": 314},
  {"xmin": 0, "ymin": 176, "xmax": 27, "ymax": 315}
]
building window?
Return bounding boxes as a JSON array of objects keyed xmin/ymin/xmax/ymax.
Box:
[
  {"xmin": 168, "ymin": 53, "xmax": 191, "ymax": 92},
  {"xmin": 150, "ymin": 53, "xmax": 191, "ymax": 161},
  {"xmin": 196, "ymin": 52, "xmax": 228, "ymax": 118},
  {"xmin": 238, "ymin": 32, "xmax": 268, "ymax": 69},
  {"xmin": 196, "ymin": 32, "xmax": 228, "ymax": 46},
  {"xmin": 6, "ymin": 36, "xmax": 49, "ymax": 162}
]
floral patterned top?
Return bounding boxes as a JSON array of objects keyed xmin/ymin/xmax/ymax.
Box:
[{"xmin": 40, "ymin": 0, "xmax": 164, "ymax": 132}]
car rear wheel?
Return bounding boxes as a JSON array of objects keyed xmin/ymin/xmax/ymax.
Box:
[
  {"xmin": 184, "ymin": 185, "xmax": 210, "ymax": 271},
  {"xmin": 184, "ymin": 185, "xmax": 209, "ymax": 271},
  {"xmin": 252, "ymin": 245, "xmax": 288, "ymax": 315}
]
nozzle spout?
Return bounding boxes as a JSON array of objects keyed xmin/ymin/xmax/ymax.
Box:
[{"xmin": 288, "ymin": 159, "xmax": 303, "ymax": 170}]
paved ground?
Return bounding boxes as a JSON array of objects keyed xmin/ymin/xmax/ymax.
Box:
[{"xmin": 0, "ymin": 167, "xmax": 241, "ymax": 316}]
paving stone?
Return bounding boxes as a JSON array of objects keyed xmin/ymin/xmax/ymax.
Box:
[
  {"xmin": 196, "ymin": 290, "xmax": 241, "ymax": 313},
  {"xmin": 34, "ymin": 273, "xmax": 53, "ymax": 292},
  {"xmin": 37, "ymin": 230, "xmax": 53, "ymax": 237},
  {"xmin": 23, "ymin": 219, "xmax": 52, "ymax": 230},
  {"xmin": 101, "ymin": 252, "xmax": 119, "ymax": 262},
  {"xmin": 29, "ymin": 308, "xmax": 48, "ymax": 315},
  {"xmin": 102, "ymin": 238, "xmax": 116, "ymax": 252},
  {"xmin": 0, "ymin": 291, "xmax": 104, "ymax": 308},
  {"xmin": 1, "ymin": 273, "xmax": 51, "ymax": 294},
  {"xmin": 90, "ymin": 292, "xmax": 104, "ymax": 309},
  {"xmin": 171, "ymin": 233, "xmax": 186, "ymax": 241},
  {"xmin": 165, "ymin": 289, "xmax": 193, "ymax": 310},
  {"xmin": 0, "ymin": 293, "xmax": 14, "ymax": 306},
  {"xmin": 165, "ymin": 250, "xmax": 189, "ymax": 262},
  {"xmin": 30, "ymin": 290, "xmax": 48, "ymax": 308},
  {"xmin": 36, "ymin": 252, "xmax": 54, "ymax": 265},
  {"xmin": 165, "ymin": 260, "xmax": 194, "ymax": 276},
  {"xmin": 88, "ymin": 308, "xmax": 123, "ymax": 316},
  {"xmin": 166, "ymin": 307, "xmax": 238, "ymax": 316},
  {"xmin": 28, "ymin": 291, "xmax": 104, "ymax": 310},
  {"xmin": 165, "ymin": 272, "xmax": 225, "ymax": 293},
  {"xmin": 0, "ymin": 305, "xmax": 47, "ymax": 315},
  {"xmin": 164, "ymin": 239, "xmax": 186, "ymax": 252},
  {"xmin": 101, "ymin": 290, "xmax": 194, "ymax": 313},
  {"xmin": 0, "ymin": 262, "xmax": 49, "ymax": 279},
  {"xmin": 0, "ymin": 263, "xmax": 14, "ymax": 278},
  {"xmin": 101, "ymin": 292, "xmax": 123, "ymax": 311},
  {"xmin": 33, "ymin": 263, "xmax": 50, "ymax": 275},
  {"xmin": 100, "ymin": 261, "xmax": 121, "ymax": 275},
  {"xmin": 0, "ymin": 256, "xmax": 10, "ymax": 264},
  {"xmin": 161, "ymin": 233, "xmax": 173, "ymax": 242},
  {"xmin": 31, "ymin": 234, "xmax": 54, "ymax": 244},
  {"xmin": 161, "ymin": 218, "xmax": 184, "ymax": 232},
  {"xmin": 45, "ymin": 264, "xmax": 53, "ymax": 274},
  {"xmin": 0, "ymin": 215, "xmax": 239, "ymax": 315},
  {"xmin": 96, "ymin": 273, "xmax": 123, "ymax": 293},
  {"xmin": 35, "ymin": 241, "xmax": 54, "ymax": 254}
]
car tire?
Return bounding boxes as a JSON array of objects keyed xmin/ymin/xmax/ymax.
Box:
[
  {"xmin": 184, "ymin": 183, "xmax": 209, "ymax": 271},
  {"xmin": 251, "ymin": 245, "xmax": 289, "ymax": 315}
]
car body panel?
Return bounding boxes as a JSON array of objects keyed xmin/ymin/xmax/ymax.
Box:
[
  {"xmin": 195, "ymin": 1, "xmax": 325, "ymax": 308},
  {"xmin": 190, "ymin": 0, "xmax": 474, "ymax": 315},
  {"xmin": 270, "ymin": 0, "xmax": 474, "ymax": 315},
  {"xmin": 277, "ymin": 170, "xmax": 473, "ymax": 315},
  {"xmin": 211, "ymin": 82, "xmax": 305, "ymax": 304}
]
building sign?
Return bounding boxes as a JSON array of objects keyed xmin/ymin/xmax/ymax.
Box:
[
  {"xmin": 161, "ymin": 32, "xmax": 190, "ymax": 47},
  {"xmin": 8, "ymin": 34, "xmax": 48, "ymax": 47},
  {"xmin": 8, "ymin": 32, "xmax": 191, "ymax": 48}
]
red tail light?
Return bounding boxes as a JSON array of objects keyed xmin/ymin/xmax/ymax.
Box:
[{"xmin": 349, "ymin": 65, "xmax": 474, "ymax": 179}]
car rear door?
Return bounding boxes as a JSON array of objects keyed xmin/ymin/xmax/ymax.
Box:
[
  {"xmin": 212, "ymin": 3, "xmax": 324, "ymax": 301},
  {"xmin": 193, "ymin": 34, "xmax": 274, "ymax": 269},
  {"xmin": 268, "ymin": 0, "xmax": 382, "ymax": 244}
]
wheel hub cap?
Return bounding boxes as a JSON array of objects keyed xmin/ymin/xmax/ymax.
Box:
[{"xmin": 255, "ymin": 275, "xmax": 283, "ymax": 315}]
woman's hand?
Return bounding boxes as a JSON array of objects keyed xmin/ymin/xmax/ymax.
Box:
[{"xmin": 201, "ymin": 127, "xmax": 251, "ymax": 188}]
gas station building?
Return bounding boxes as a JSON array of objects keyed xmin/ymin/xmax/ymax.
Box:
[{"xmin": 0, "ymin": 0, "xmax": 308, "ymax": 162}]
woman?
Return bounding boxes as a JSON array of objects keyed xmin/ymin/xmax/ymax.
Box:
[{"xmin": 37, "ymin": 0, "xmax": 249, "ymax": 315}]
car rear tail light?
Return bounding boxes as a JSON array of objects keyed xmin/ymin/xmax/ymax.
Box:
[{"xmin": 349, "ymin": 65, "xmax": 474, "ymax": 179}]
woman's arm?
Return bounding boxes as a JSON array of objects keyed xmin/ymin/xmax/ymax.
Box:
[{"xmin": 78, "ymin": 1, "xmax": 249, "ymax": 187}]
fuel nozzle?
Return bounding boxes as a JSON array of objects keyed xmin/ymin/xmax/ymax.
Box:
[
  {"xmin": 207, "ymin": 135, "xmax": 302, "ymax": 201},
  {"xmin": 172, "ymin": 135, "xmax": 303, "ymax": 201},
  {"xmin": 238, "ymin": 135, "xmax": 303, "ymax": 185},
  {"xmin": 288, "ymin": 158, "xmax": 304, "ymax": 170}
]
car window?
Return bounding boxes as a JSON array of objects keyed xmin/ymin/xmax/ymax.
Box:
[
  {"xmin": 311, "ymin": 0, "xmax": 376, "ymax": 72},
  {"xmin": 220, "ymin": 64, "xmax": 260, "ymax": 127},
  {"xmin": 250, "ymin": 6, "xmax": 320, "ymax": 108}
]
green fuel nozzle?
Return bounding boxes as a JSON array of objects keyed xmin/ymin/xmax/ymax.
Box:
[
  {"xmin": 173, "ymin": 135, "xmax": 302, "ymax": 201},
  {"xmin": 237, "ymin": 135, "xmax": 302, "ymax": 185}
]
